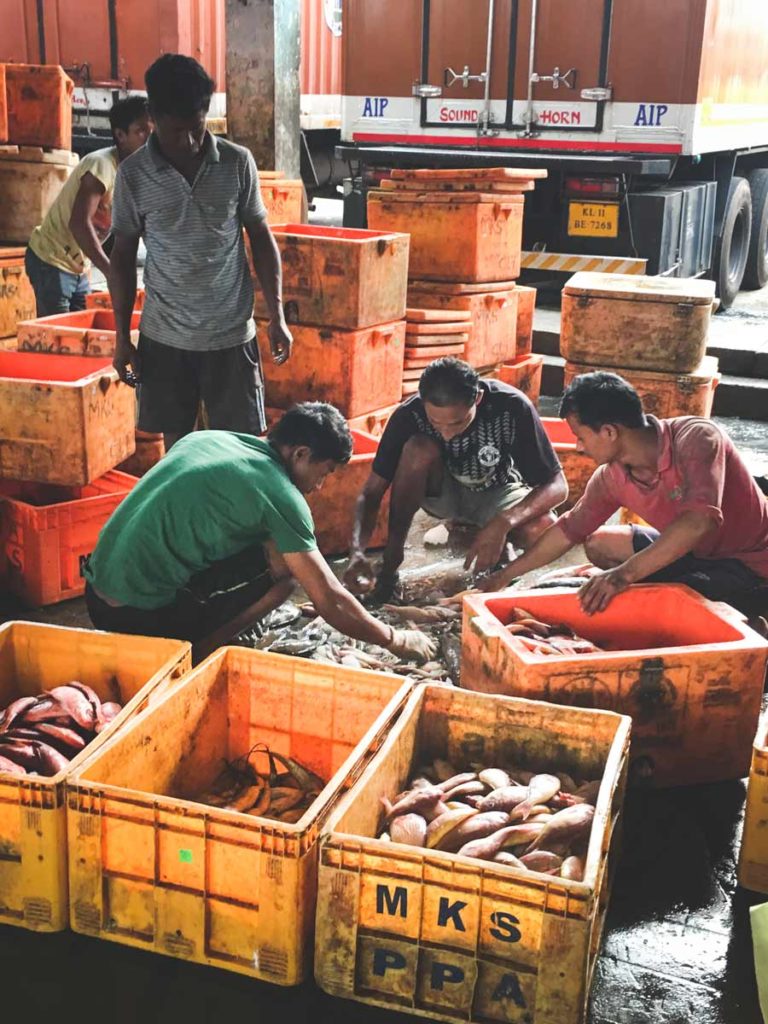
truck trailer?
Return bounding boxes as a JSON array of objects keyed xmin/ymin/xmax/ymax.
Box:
[{"xmin": 337, "ymin": 0, "xmax": 768, "ymax": 306}]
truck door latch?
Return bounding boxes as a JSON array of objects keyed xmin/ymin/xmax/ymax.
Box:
[
  {"xmin": 531, "ymin": 66, "xmax": 576, "ymax": 90},
  {"xmin": 445, "ymin": 65, "xmax": 488, "ymax": 89}
]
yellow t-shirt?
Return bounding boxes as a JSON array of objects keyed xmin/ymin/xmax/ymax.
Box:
[{"xmin": 28, "ymin": 147, "xmax": 118, "ymax": 275}]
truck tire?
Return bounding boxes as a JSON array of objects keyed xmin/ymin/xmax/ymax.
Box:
[
  {"xmin": 743, "ymin": 169, "xmax": 768, "ymax": 290},
  {"xmin": 713, "ymin": 177, "xmax": 751, "ymax": 309}
]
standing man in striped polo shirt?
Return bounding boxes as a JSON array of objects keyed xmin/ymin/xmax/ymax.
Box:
[{"xmin": 109, "ymin": 54, "xmax": 292, "ymax": 449}]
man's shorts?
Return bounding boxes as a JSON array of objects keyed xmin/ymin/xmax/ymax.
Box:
[
  {"xmin": 632, "ymin": 525, "xmax": 764, "ymax": 611},
  {"xmin": 136, "ymin": 333, "xmax": 266, "ymax": 436},
  {"xmin": 422, "ymin": 474, "xmax": 531, "ymax": 528}
]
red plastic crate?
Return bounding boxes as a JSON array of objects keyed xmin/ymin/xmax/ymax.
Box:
[
  {"xmin": 307, "ymin": 430, "xmax": 390, "ymax": 556},
  {"xmin": 0, "ymin": 470, "xmax": 138, "ymax": 606}
]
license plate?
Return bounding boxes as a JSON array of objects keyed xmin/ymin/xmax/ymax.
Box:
[{"xmin": 568, "ymin": 201, "xmax": 620, "ymax": 237}]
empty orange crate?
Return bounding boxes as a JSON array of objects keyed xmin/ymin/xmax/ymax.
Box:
[
  {"xmin": 0, "ymin": 64, "xmax": 7, "ymax": 143},
  {"xmin": 498, "ymin": 353, "xmax": 544, "ymax": 405},
  {"xmin": 563, "ymin": 356, "xmax": 720, "ymax": 419},
  {"xmin": 85, "ymin": 288, "xmax": 145, "ymax": 310},
  {"xmin": 261, "ymin": 178, "xmax": 307, "ymax": 224},
  {"xmin": 368, "ymin": 191, "xmax": 524, "ymax": 283},
  {"xmin": 66, "ymin": 646, "xmax": 412, "ymax": 983},
  {"xmin": 461, "ymin": 585, "xmax": 768, "ymax": 787},
  {"xmin": 542, "ymin": 417, "xmax": 593, "ymax": 508},
  {"xmin": 0, "ymin": 246, "xmax": 36, "ymax": 339},
  {"xmin": 0, "ymin": 352, "xmax": 135, "ymax": 485},
  {"xmin": 6, "ymin": 64, "xmax": 74, "ymax": 149},
  {"xmin": 408, "ymin": 279, "xmax": 518, "ymax": 369},
  {"xmin": 315, "ymin": 684, "xmax": 631, "ymax": 1024},
  {"xmin": 0, "ymin": 470, "xmax": 137, "ymax": 606},
  {"xmin": 258, "ymin": 318, "xmax": 405, "ymax": 419},
  {"xmin": 348, "ymin": 403, "xmax": 399, "ymax": 439},
  {"xmin": 515, "ymin": 284, "xmax": 536, "ymax": 357},
  {"xmin": 0, "ymin": 620, "xmax": 190, "ymax": 932},
  {"xmin": 253, "ymin": 224, "xmax": 409, "ymax": 329},
  {"xmin": 17, "ymin": 309, "xmax": 141, "ymax": 357},
  {"xmin": 307, "ymin": 430, "xmax": 389, "ymax": 556},
  {"xmin": 738, "ymin": 714, "xmax": 768, "ymax": 893}
]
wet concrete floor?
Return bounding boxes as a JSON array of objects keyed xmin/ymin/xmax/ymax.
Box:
[{"xmin": 2, "ymin": 418, "xmax": 768, "ymax": 1023}]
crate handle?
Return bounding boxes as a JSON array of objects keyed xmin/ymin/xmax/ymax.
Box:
[
  {"xmin": 484, "ymin": 294, "xmax": 507, "ymax": 309},
  {"xmin": 98, "ymin": 376, "xmax": 111, "ymax": 394},
  {"xmin": 493, "ymin": 203, "xmax": 513, "ymax": 220},
  {"xmin": 372, "ymin": 328, "xmax": 396, "ymax": 344}
]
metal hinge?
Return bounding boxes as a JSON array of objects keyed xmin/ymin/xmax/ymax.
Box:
[
  {"xmin": 581, "ymin": 86, "xmax": 613, "ymax": 102},
  {"xmin": 412, "ymin": 82, "xmax": 443, "ymax": 98}
]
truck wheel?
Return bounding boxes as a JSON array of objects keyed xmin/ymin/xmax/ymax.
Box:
[
  {"xmin": 743, "ymin": 169, "xmax": 768, "ymax": 289},
  {"xmin": 713, "ymin": 177, "xmax": 752, "ymax": 309}
]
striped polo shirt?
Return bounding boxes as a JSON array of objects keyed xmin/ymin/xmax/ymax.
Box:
[{"xmin": 111, "ymin": 132, "xmax": 267, "ymax": 351}]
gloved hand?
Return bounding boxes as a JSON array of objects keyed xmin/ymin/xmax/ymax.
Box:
[{"xmin": 387, "ymin": 628, "xmax": 436, "ymax": 662}]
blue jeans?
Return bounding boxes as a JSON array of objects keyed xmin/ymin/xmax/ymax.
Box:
[{"xmin": 24, "ymin": 246, "xmax": 89, "ymax": 316}]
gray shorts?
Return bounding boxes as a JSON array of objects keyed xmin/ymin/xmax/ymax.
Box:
[{"xmin": 421, "ymin": 475, "xmax": 531, "ymax": 527}]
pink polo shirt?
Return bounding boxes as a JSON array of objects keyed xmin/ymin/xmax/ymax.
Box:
[{"xmin": 560, "ymin": 416, "xmax": 768, "ymax": 580}]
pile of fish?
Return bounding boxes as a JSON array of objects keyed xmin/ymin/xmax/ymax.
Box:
[
  {"xmin": 0, "ymin": 683, "xmax": 121, "ymax": 777},
  {"xmin": 241, "ymin": 598, "xmax": 463, "ymax": 685},
  {"xmin": 505, "ymin": 607, "xmax": 604, "ymax": 656},
  {"xmin": 379, "ymin": 759, "xmax": 600, "ymax": 880},
  {"xmin": 196, "ymin": 743, "xmax": 326, "ymax": 824}
]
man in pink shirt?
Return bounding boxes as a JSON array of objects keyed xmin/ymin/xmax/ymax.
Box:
[{"xmin": 484, "ymin": 372, "xmax": 768, "ymax": 621}]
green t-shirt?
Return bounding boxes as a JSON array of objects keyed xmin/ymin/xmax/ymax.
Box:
[{"xmin": 84, "ymin": 431, "xmax": 316, "ymax": 610}]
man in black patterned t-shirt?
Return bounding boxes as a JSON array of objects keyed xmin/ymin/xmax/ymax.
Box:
[{"xmin": 344, "ymin": 358, "xmax": 568, "ymax": 600}]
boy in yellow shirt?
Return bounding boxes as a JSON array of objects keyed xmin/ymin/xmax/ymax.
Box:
[{"xmin": 25, "ymin": 96, "xmax": 151, "ymax": 316}]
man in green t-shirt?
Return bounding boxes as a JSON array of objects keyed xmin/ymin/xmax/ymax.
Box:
[{"xmin": 84, "ymin": 403, "xmax": 434, "ymax": 662}]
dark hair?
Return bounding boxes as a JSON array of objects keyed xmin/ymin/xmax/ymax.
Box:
[
  {"xmin": 145, "ymin": 54, "xmax": 213, "ymax": 118},
  {"xmin": 419, "ymin": 358, "xmax": 480, "ymax": 407},
  {"xmin": 268, "ymin": 403, "xmax": 353, "ymax": 463},
  {"xmin": 109, "ymin": 96, "xmax": 149, "ymax": 139},
  {"xmin": 559, "ymin": 371, "xmax": 646, "ymax": 429}
]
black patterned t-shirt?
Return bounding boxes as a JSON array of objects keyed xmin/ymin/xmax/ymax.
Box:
[{"xmin": 372, "ymin": 380, "xmax": 561, "ymax": 493}]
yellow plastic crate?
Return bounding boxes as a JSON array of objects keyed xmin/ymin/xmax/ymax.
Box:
[
  {"xmin": 66, "ymin": 646, "xmax": 412, "ymax": 985},
  {"xmin": 0, "ymin": 621, "xmax": 191, "ymax": 932},
  {"xmin": 738, "ymin": 713, "xmax": 768, "ymax": 893},
  {"xmin": 315, "ymin": 685, "xmax": 631, "ymax": 1024}
]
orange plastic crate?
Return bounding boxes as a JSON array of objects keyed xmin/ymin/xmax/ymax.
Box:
[
  {"xmin": 0, "ymin": 352, "xmax": 135, "ymax": 485},
  {"xmin": 497, "ymin": 353, "xmax": 544, "ymax": 405},
  {"xmin": 315, "ymin": 684, "xmax": 630, "ymax": 1024},
  {"xmin": 0, "ymin": 620, "xmax": 190, "ymax": 932},
  {"xmin": 347, "ymin": 403, "xmax": 399, "ymax": 439},
  {"xmin": 307, "ymin": 430, "xmax": 389, "ymax": 556},
  {"xmin": 542, "ymin": 417, "xmax": 593, "ymax": 508},
  {"xmin": 0, "ymin": 470, "xmax": 137, "ymax": 606},
  {"xmin": 254, "ymin": 224, "xmax": 409, "ymax": 329},
  {"xmin": 563, "ymin": 356, "xmax": 720, "ymax": 419},
  {"xmin": 0, "ymin": 64, "xmax": 7, "ymax": 143},
  {"xmin": 0, "ymin": 246, "xmax": 36, "ymax": 339},
  {"xmin": 67, "ymin": 647, "xmax": 412, "ymax": 983},
  {"xmin": 461, "ymin": 584, "xmax": 768, "ymax": 787},
  {"xmin": 515, "ymin": 284, "xmax": 536, "ymax": 358},
  {"xmin": 85, "ymin": 288, "xmax": 145, "ymax": 310},
  {"xmin": 261, "ymin": 179, "xmax": 307, "ymax": 224},
  {"xmin": 258, "ymin": 318, "xmax": 405, "ymax": 419},
  {"xmin": 6, "ymin": 64, "xmax": 73, "ymax": 149},
  {"xmin": 407, "ymin": 279, "xmax": 518, "ymax": 370},
  {"xmin": 368, "ymin": 191, "xmax": 524, "ymax": 283},
  {"xmin": 17, "ymin": 309, "xmax": 141, "ymax": 357}
]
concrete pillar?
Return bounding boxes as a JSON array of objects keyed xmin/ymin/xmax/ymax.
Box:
[{"xmin": 225, "ymin": 0, "xmax": 301, "ymax": 176}]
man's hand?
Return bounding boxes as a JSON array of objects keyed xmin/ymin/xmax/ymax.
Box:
[
  {"xmin": 479, "ymin": 565, "xmax": 520, "ymax": 593},
  {"xmin": 113, "ymin": 337, "xmax": 140, "ymax": 386},
  {"xmin": 578, "ymin": 567, "xmax": 631, "ymax": 615},
  {"xmin": 464, "ymin": 518, "xmax": 512, "ymax": 573},
  {"xmin": 343, "ymin": 552, "xmax": 376, "ymax": 595},
  {"xmin": 388, "ymin": 628, "xmax": 436, "ymax": 662},
  {"xmin": 269, "ymin": 316, "xmax": 293, "ymax": 365}
]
